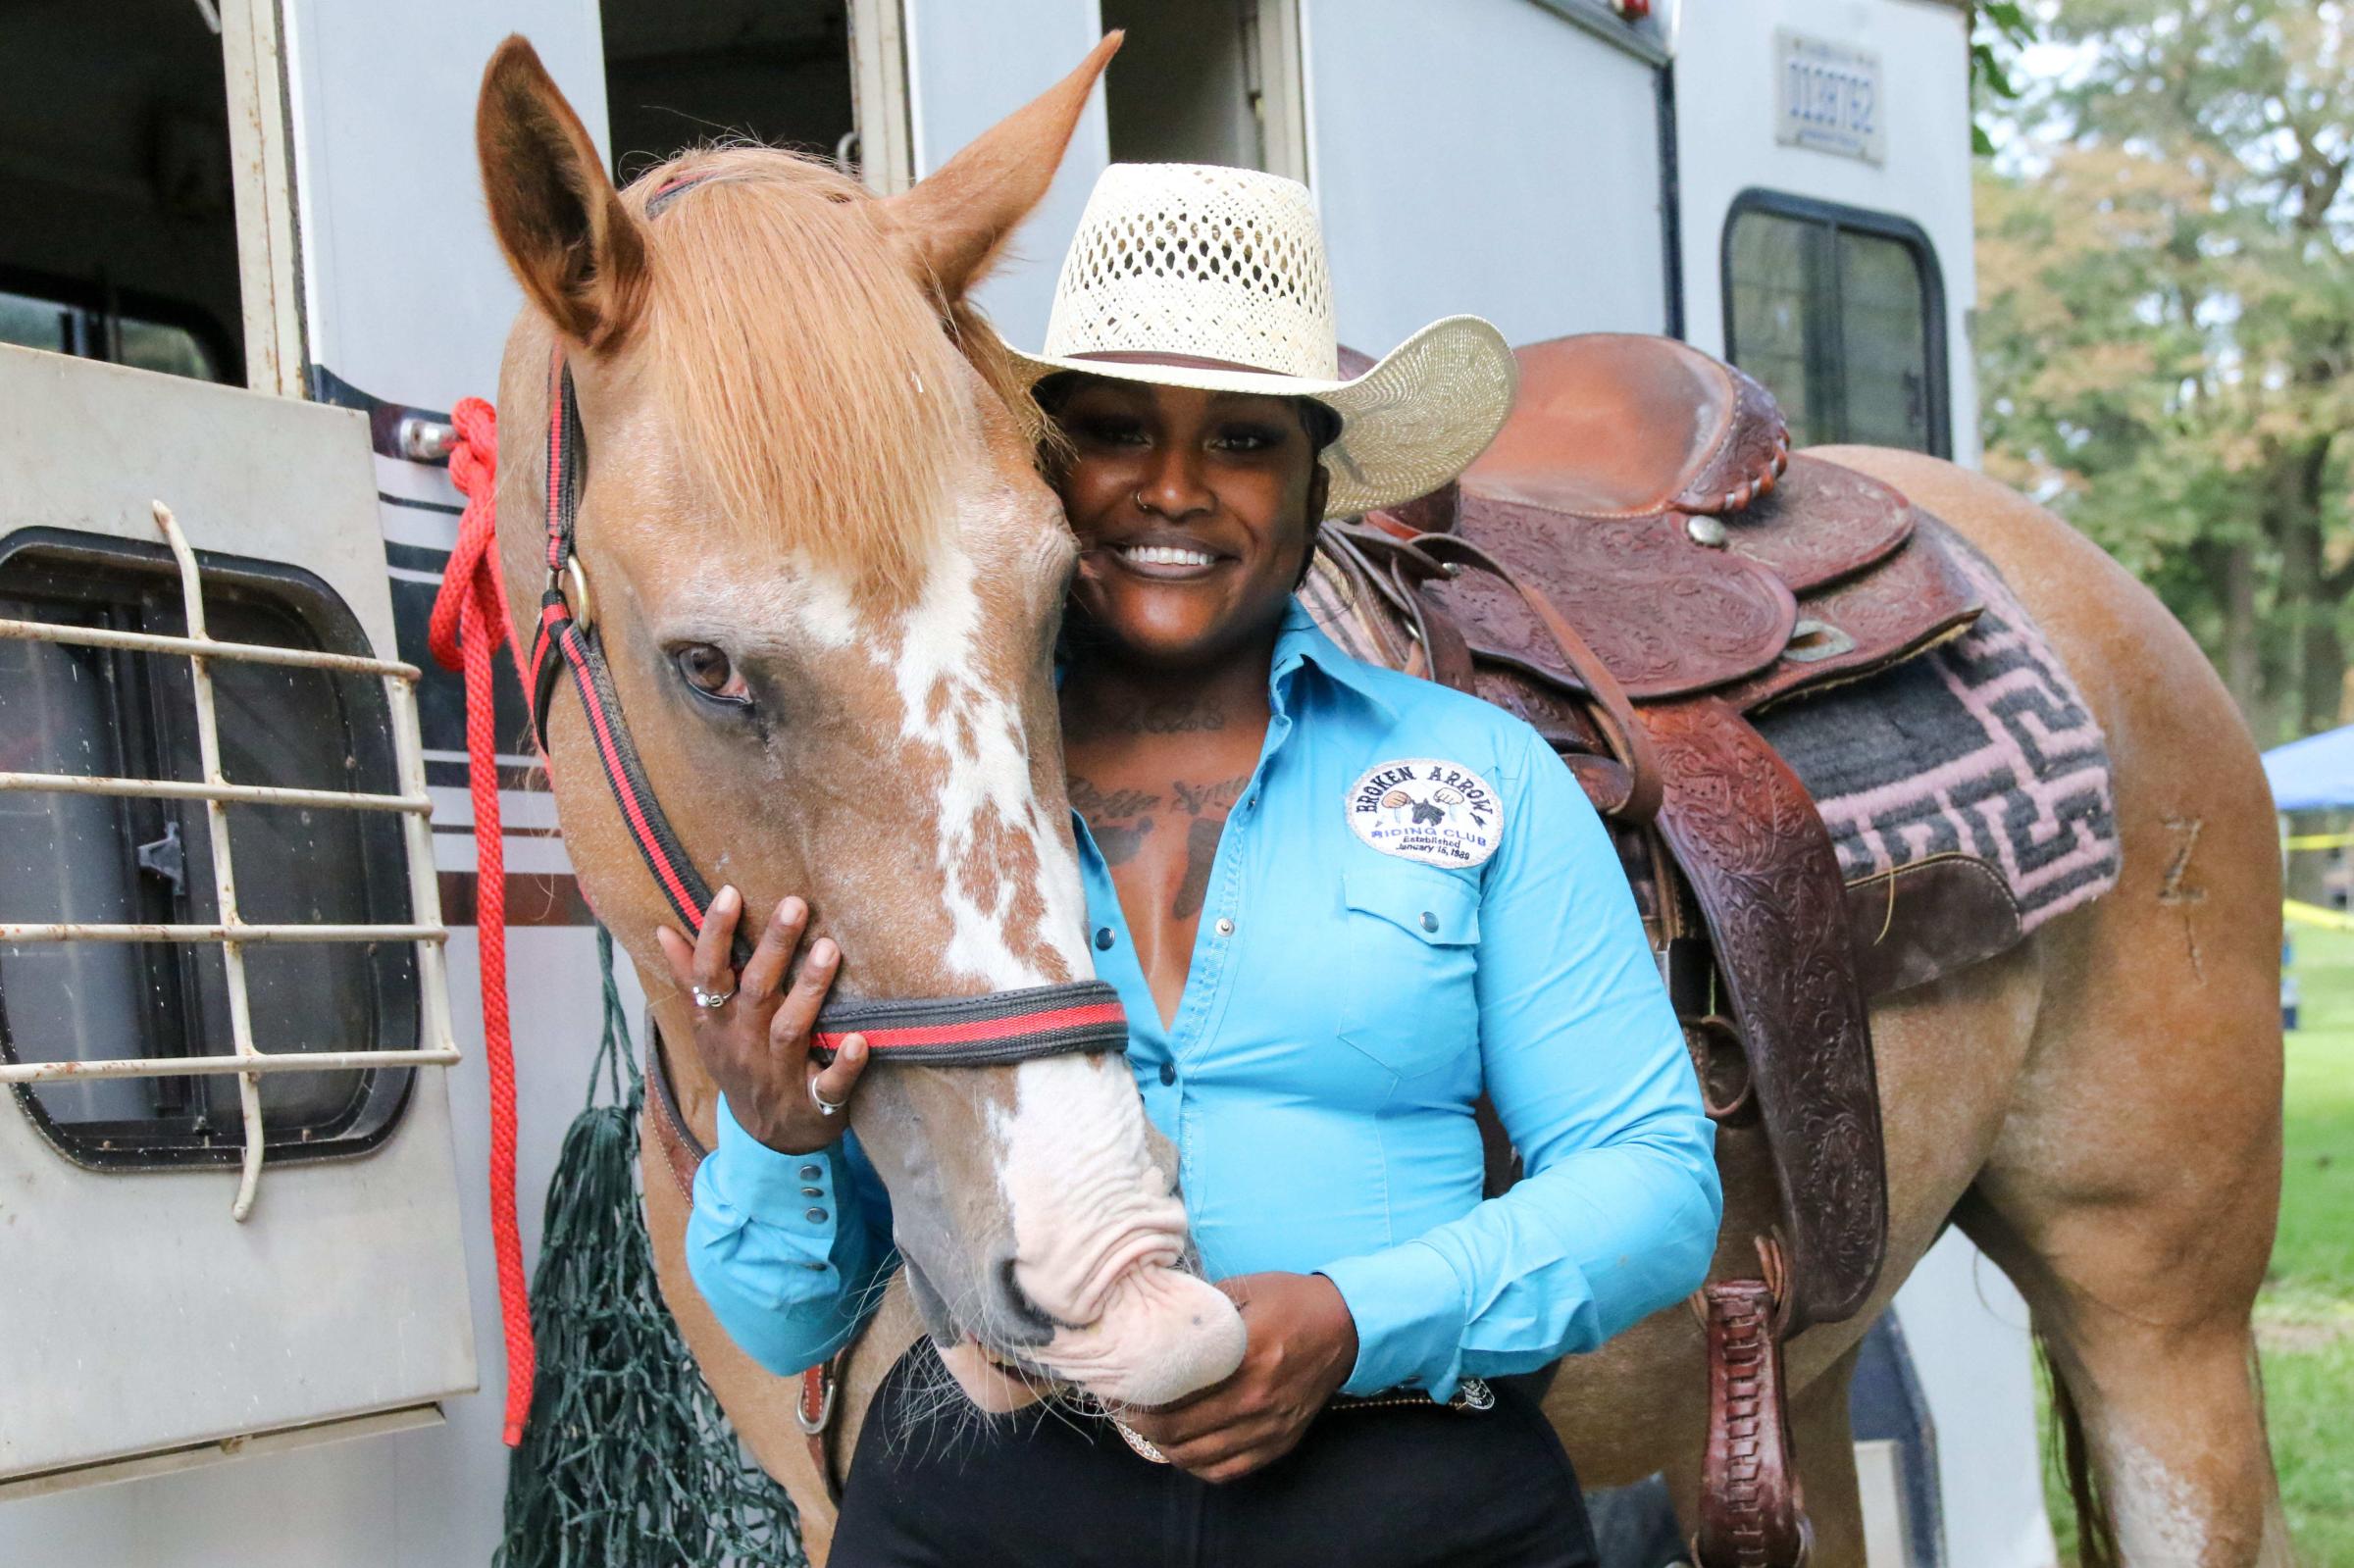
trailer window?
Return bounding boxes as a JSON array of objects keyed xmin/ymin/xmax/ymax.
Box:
[
  {"xmin": 0, "ymin": 3, "xmax": 243, "ymax": 385},
  {"xmin": 0, "ymin": 283, "xmax": 223, "ymax": 382},
  {"xmin": 1722, "ymin": 191, "xmax": 1948, "ymax": 457},
  {"xmin": 1100, "ymin": 0, "xmax": 1305, "ymax": 180},
  {"xmin": 602, "ymin": 0, "xmax": 857, "ymax": 180},
  {"xmin": 0, "ymin": 531, "xmax": 418, "ymax": 1169}
]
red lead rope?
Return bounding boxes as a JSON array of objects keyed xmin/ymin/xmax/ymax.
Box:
[{"xmin": 429, "ymin": 398, "xmax": 537, "ymax": 1446}]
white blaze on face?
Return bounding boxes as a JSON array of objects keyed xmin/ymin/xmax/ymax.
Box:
[{"xmin": 889, "ymin": 485, "xmax": 1091, "ymax": 989}]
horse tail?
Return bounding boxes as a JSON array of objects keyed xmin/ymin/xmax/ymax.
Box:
[{"xmin": 2037, "ymin": 1327, "xmax": 2122, "ymax": 1568}]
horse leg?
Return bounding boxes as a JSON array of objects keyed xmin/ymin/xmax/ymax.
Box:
[
  {"xmin": 1944, "ymin": 650, "xmax": 2288, "ymax": 1564},
  {"xmin": 1958, "ymin": 1179, "xmax": 2288, "ymax": 1568},
  {"xmin": 1785, "ymin": 1342, "xmax": 1868, "ymax": 1568}
]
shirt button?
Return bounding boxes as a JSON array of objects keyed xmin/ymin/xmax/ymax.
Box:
[
  {"xmin": 1094, "ymin": 927, "xmax": 1114, "ymax": 950},
  {"xmin": 797, "ymin": 1163, "xmax": 822, "ymax": 1182},
  {"xmin": 801, "ymin": 1260, "xmax": 828, "ymax": 1273},
  {"xmin": 1214, "ymin": 917, "xmax": 1235, "ymax": 937},
  {"xmin": 799, "ymin": 1186, "xmax": 824, "ymax": 1197},
  {"xmin": 804, "ymin": 1207, "xmax": 829, "ymax": 1225},
  {"xmin": 1158, "ymin": 1062, "xmax": 1176, "ymax": 1087},
  {"xmin": 1420, "ymin": 910, "xmax": 1440, "ymax": 933}
]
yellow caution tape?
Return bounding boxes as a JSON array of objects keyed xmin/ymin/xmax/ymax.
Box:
[{"xmin": 2284, "ymin": 899, "xmax": 2354, "ymax": 932}]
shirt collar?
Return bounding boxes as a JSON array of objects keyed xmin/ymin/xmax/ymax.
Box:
[
  {"xmin": 1270, "ymin": 597, "xmax": 1400, "ymax": 721},
  {"xmin": 1052, "ymin": 598, "xmax": 1400, "ymax": 722}
]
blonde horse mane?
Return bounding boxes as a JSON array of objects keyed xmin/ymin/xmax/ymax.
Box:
[{"xmin": 626, "ymin": 146, "xmax": 1047, "ymax": 601}]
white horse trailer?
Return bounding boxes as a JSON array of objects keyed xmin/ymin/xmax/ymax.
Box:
[{"xmin": 0, "ymin": 3, "xmax": 2048, "ymax": 1564}]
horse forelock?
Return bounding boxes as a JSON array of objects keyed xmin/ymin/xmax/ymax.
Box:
[{"xmin": 624, "ymin": 147, "xmax": 1034, "ymax": 605}]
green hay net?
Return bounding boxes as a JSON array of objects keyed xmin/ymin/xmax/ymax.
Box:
[{"xmin": 497, "ymin": 928, "xmax": 806, "ymax": 1568}]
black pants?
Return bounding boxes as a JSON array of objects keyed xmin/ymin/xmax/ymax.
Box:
[{"xmin": 830, "ymin": 1341, "xmax": 1598, "ymax": 1568}]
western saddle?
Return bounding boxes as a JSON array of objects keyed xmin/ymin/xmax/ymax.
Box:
[{"xmin": 1314, "ymin": 331, "xmax": 1999, "ymax": 1568}]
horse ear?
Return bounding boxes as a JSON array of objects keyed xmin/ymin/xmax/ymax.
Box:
[
  {"xmin": 476, "ymin": 35, "xmax": 647, "ymax": 351},
  {"xmin": 881, "ymin": 32, "xmax": 1121, "ymax": 305}
]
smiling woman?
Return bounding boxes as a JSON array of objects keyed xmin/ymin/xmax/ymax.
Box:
[
  {"xmin": 1046, "ymin": 378, "xmax": 1334, "ymax": 670},
  {"xmin": 679, "ymin": 158, "xmax": 1721, "ymax": 1568}
]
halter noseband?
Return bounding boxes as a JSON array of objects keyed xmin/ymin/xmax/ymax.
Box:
[{"xmin": 522, "ymin": 175, "xmax": 1126, "ymax": 1070}]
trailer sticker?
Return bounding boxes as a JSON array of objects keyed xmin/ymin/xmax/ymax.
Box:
[{"xmin": 1774, "ymin": 29, "xmax": 1885, "ymax": 167}]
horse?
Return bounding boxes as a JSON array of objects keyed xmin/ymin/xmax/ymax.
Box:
[{"xmin": 472, "ymin": 36, "xmax": 2289, "ymax": 1568}]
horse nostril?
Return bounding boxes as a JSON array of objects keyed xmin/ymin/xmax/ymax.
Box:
[{"xmin": 995, "ymin": 1254, "xmax": 1059, "ymax": 1345}]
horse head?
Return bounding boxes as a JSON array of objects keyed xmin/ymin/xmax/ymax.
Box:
[{"xmin": 473, "ymin": 34, "xmax": 1245, "ymax": 1410}]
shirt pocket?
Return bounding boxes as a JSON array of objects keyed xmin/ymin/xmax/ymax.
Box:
[{"xmin": 1335, "ymin": 866, "xmax": 1482, "ymax": 1082}]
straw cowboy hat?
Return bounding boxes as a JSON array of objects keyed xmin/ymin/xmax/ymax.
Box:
[{"xmin": 1013, "ymin": 163, "xmax": 1517, "ymax": 519}]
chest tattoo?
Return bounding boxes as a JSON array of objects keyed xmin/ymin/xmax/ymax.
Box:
[
  {"xmin": 1071, "ymin": 770, "xmax": 1254, "ymax": 912},
  {"xmin": 1072, "ymin": 699, "xmax": 1230, "ymax": 738},
  {"xmin": 1171, "ymin": 773, "xmax": 1250, "ymax": 920},
  {"xmin": 1172, "ymin": 776, "xmax": 1247, "ymax": 817}
]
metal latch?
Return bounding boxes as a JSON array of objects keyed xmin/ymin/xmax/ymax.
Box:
[{"xmin": 135, "ymin": 821, "xmax": 186, "ymax": 895}]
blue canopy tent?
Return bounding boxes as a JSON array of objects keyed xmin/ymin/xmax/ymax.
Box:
[{"xmin": 2263, "ymin": 724, "xmax": 2354, "ymax": 812}]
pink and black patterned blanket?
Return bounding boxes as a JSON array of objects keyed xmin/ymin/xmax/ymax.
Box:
[{"xmin": 1753, "ymin": 538, "xmax": 2121, "ymax": 933}]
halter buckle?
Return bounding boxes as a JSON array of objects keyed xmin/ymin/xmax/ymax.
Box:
[{"xmin": 561, "ymin": 555, "xmax": 596, "ymax": 631}]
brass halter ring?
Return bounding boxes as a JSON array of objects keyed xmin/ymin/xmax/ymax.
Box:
[{"xmin": 562, "ymin": 554, "xmax": 595, "ymax": 631}]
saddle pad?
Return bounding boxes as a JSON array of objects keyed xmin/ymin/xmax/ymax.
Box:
[{"xmin": 1752, "ymin": 539, "xmax": 2121, "ymax": 933}]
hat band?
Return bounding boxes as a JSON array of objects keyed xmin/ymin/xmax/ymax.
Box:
[{"xmin": 1064, "ymin": 349, "xmax": 1315, "ymax": 380}]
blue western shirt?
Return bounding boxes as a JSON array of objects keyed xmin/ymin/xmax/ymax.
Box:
[{"xmin": 687, "ymin": 600, "xmax": 1721, "ymax": 1399}]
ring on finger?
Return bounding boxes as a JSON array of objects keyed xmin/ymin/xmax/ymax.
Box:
[
  {"xmin": 692, "ymin": 983, "xmax": 737, "ymax": 1010},
  {"xmin": 809, "ymin": 1078, "xmax": 847, "ymax": 1117}
]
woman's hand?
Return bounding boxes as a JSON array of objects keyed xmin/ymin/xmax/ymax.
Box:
[
  {"xmin": 1122, "ymin": 1272, "xmax": 1359, "ymax": 1484},
  {"xmin": 654, "ymin": 885, "xmax": 869, "ymax": 1156}
]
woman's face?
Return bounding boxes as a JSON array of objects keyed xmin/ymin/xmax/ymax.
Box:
[{"xmin": 1051, "ymin": 377, "xmax": 1329, "ymax": 670}]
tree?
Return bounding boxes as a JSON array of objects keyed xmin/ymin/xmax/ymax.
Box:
[{"xmin": 1975, "ymin": 0, "xmax": 2354, "ymax": 744}]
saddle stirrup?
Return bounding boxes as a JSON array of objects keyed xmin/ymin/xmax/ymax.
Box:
[{"xmin": 1693, "ymin": 1259, "xmax": 1812, "ymax": 1568}]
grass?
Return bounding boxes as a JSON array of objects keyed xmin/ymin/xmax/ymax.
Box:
[{"xmin": 2040, "ymin": 923, "xmax": 2354, "ymax": 1565}]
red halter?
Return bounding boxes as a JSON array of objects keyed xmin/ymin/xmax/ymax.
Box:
[{"xmin": 522, "ymin": 177, "xmax": 1128, "ymax": 1068}]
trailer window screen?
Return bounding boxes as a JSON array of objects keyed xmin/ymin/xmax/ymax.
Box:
[
  {"xmin": 0, "ymin": 532, "xmax": 418, "ymax": 1169},
  {"xmin": 1722, "ymin": 193, "xmax": 1948, "ymax": 458}
]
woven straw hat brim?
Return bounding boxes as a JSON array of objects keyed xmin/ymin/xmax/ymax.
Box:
[{"xmin": 1015, "ymin": 314, "xmax": 1518, "ymax": 519}]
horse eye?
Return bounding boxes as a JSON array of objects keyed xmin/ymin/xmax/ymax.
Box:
[{"xmin": 672, "ymin": 643, "xmax": 749, "ymax": 706}]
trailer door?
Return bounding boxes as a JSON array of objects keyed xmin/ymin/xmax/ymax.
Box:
[
  {"xmin": 0, "ymin": 346, "xmax": 474, "ymax": 1494},
  {"xmin": 0, "ymin": 0, "xmax": 517, "ymax": 1507}
]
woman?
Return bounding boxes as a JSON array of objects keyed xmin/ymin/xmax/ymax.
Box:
[{"xmin": 663, "ymin": 165, "xmax": 1721, "ymax": 1568}]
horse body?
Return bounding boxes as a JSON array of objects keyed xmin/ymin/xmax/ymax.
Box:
[{"xmin": 474, "ymin": 36, "xmax": 2287, "ymax": 1566}]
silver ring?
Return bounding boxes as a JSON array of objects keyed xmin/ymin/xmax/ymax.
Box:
[
  {"xmin": 692, "ymin": 984, "xmax": 736, "ymax": 1010},
  {"xmin": 809, "ymin": 1078, "xmax": 846, "ymax": 1118}
]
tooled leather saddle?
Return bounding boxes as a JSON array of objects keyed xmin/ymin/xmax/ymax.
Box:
[{"xmin": 1311, "ymin": 332, "xmax": 2006, "ymax": 1568}]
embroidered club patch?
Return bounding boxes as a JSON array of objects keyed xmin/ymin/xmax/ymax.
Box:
[{"xmin": 1346, "ymin": 759, "xmax": 1505, "ymax": 869}]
